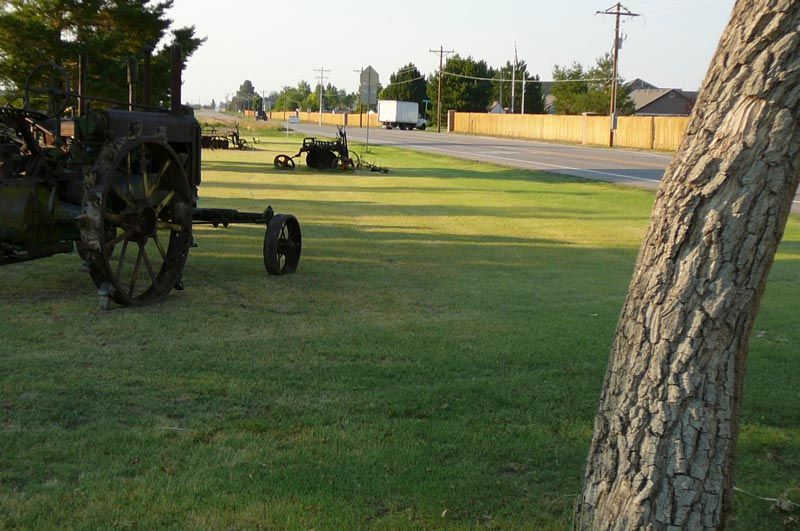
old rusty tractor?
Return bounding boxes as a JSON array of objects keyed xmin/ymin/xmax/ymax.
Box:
[
  {"xmin": 274, "ymin": 126, "xmax": 354, "ymax": 170},
  {"xmin": 0, "ymin": 47, "xmax": 301, "ymax": 308}
]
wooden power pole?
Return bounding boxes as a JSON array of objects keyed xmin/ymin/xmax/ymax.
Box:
[
  {"xmin": 596, "ymin": 3, "xmax": 639, "ymax": 147},
  {"xmin": 429, "ymin": 45, "xmax": 454, "ymax": 133}
]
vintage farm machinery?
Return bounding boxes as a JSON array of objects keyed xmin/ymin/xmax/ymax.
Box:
[
  {"xmin": 200, "ymin": 123, "xmax": 253, "ymax": 150},
  {"xmin": 0, "ymin": 47, "xmax": 301, "ymax": 308},
  {"xmin": 274, "ymin": 126, "xmax": 354, "ymax": 170}
]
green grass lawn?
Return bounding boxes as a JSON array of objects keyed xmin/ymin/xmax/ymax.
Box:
[{"xmin": 1, "ymin": 133, "xmax": 798, "ymax": 529}]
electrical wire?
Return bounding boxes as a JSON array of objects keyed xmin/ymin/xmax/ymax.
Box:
[
  {"xmin": 441, "ymin": 71, "xmax": 616, "ymax": 84},
  {"xmin": 383, "ymin": 75, "xmax": 425, "ymax": 87}
]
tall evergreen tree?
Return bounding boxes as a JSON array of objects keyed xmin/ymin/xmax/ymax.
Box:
[
  {"xmin": 0, "ymin": 0, "xmax": 204, "ymax": 109},
  {"xmin": 491, "ymin": 59, "xmax": 544, "ymax": 114},
  {"xmin": 379, "ymin": 63, "xmax": 427, "ymax": 108},
  {"xmin": 426, "ymin": 55, "xmax": 494, "ymax": 124}
]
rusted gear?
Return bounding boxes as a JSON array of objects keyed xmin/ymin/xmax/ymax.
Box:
[{"xmin": 80, "ymin": 137, "xmax": 193, "ymax": 306}]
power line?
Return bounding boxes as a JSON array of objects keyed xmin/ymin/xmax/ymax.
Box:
[
  {"xmin": 429, "ymin": 45, "xmax": 454, "ymax": 133},
  {"xmin": 441, "ymin": 71, "xmax": 615, "ymax": 84},
  {"xmin": 384, "ymin": 75, "xmax": 425, "ymax": 87}
]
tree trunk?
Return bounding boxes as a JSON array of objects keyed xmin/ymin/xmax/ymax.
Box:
[{"xmin": 575, "ymin": 1, "xmax": 800, "ymax": 529}]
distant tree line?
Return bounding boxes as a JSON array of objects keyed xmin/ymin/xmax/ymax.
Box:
[
  {"xmin": 260, "ymin": 81, "xmax": 359, "ymax": 113},
  {"xmin": 550, "ymin": 54, "xmax": 634, "ymax": 115},
  {"xmin": 227, "ymin": 53, "xmax": 633, "ymax": 124}
]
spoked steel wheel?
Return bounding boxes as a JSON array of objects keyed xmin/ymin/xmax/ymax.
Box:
[
  {"xmin": 263, "ymin": 214, "xmax": 301, "ymax": 275},
  {"xmin": 81, "ymin": 138, "xmax": 193, "ymax": 306},
  {"xmin": 273, "ymin": 154, "xmax": 295, "ymax": 169}
]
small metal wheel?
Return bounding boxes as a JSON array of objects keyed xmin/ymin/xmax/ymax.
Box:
[
  {"xmin": 273, "ymin": 154, "xmax": 295, "ymax": 170},
  {"xmin": 81, "ymin": 137, "xmax": 193, "ymax": 306},
  {"xmin": 263, "ymin": 214, "xmax": 301, "ymax": 275}
]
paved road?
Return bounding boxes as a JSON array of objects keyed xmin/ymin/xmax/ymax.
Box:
[{"xmin": 291, "ymin": 123, "xmax": 800, "ymax": 213}]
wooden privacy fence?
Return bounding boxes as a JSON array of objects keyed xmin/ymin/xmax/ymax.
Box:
[
  {"xmin": 268, "ymin": 111, "xmax": 380, "ymax": 128},
  {"xmin": 267, "ymin": 110, "xmax": 689, "ymax": 151},
  {"xmin": 450, "ymin": 112, "xmax": 690, "ymax": 151}
]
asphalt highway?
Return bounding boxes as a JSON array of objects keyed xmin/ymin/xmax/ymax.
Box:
[{"xmin": 291, "ymin": 123, "xmax": 800, "ymax": 214}]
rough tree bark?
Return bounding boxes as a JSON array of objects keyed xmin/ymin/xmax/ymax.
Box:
[{"xmin": 575, "ymin": 1, "xmax": 800, "ymax": 529}]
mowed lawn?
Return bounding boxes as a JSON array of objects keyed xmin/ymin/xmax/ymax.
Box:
[{"xmin": 1, "ymin": 131, "xmax": 798, "ymax": 529}]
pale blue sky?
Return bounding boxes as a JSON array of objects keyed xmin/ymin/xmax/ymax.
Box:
[{"xmin": 169, "ymin": 0, "xmax": 736, "ymax": 105}]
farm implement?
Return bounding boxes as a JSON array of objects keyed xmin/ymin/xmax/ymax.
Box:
[{"xmin": 0, "ymin": 47, "xmax": 301, "ymax": 309}]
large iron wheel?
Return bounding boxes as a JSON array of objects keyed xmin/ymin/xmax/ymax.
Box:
[
  {"xmin": 263, "ymin": 214, "xmax": 301, "ymax": 275},
  {"xmin": 81, "ymin": 138, "xmax": 193, "ymax": 306},
  {"xmin": 305, "ymin": 150, "xmax": 318, "ymax": 168},
  {"xmin": 318, "ymin": 149, "xmax": 337, "ymax": 169}
]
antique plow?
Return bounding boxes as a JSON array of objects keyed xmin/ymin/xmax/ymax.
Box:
[{"xmin": 274, "ymin": 126, "xmax": 354, "ymax": 170}]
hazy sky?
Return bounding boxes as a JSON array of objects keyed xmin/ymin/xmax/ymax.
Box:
[{"xmin": 169, "ymin": 0, "xmax": 736, "ymax": 105}]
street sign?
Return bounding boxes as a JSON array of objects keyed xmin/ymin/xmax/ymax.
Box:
[{"xmin": 359, "ymin": 66, "xmax": 379, "ymax": 105}]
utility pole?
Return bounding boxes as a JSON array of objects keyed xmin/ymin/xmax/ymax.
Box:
[
  {"xmin": 596, "ymin": 2, "xmax": 639, "ymax": 147},
  {"xmin": 511, "ymin": 43, "xmax": 517, "ymax": 113},
  {"xmin": 429, "ymin": 45, "xmax": 454, "ymax": 133},
  {"xmin": 313, "ymin": 66, "xmax": 330, "ymax": 126},
  {"xmin": 521, "ymin": 76, "xmax": 526, "ymax": 114}
]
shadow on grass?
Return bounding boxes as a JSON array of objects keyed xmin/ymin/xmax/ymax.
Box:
[
  {"xmin": 198, "ymin": 195, "xmax": 649, "ymax": 222},
  {"xmin": 203, "ymin": 159, "xmax": 599, "ymax": 185},
  {"xmin": 0, "ymin": 151, "xmax": 796, "ymax": 529}
]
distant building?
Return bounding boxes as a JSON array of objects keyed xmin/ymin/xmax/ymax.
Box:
[
  {"xmin": 537, "ymin": 78, "xmax": 697, "ymax": 116},
  {"xmin": 488, "ymin": 101, "xmax": 506, "ymax": 114},
  {"xmin": 626, "ymin": 78, "xmax": 658, "ymax": 90},
  {"xmin": 543, "ymin": 94, "xmax": 556, "ymax": 114},
  {"xmin": 629, "ymin": 88, "xmax": 696, "ymax": 116}
]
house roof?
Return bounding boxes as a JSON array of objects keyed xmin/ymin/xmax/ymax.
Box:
[
  {"xmin": 487, "ymin": 101, "xmax": 506, "ymax": 113},
  {"xmin": 626, "ymin": 78, "xmax": 658, "ymax": 90},
  {"xmin": 630, "ymin": 89, "xmax": 675, "ymax": 110}
]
